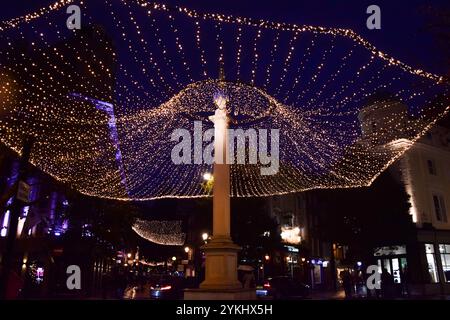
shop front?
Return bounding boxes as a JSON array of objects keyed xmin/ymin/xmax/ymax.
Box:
[{"xmin": 374, "ymin": 245, "xmax": 408, "ymax": 285}]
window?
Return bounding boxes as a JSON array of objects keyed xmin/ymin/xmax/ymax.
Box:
[
  {"xmin": 439, "ymin": 244, "xmax": 450, "ymax": 283},
  {"xmin": 427, "ymin": 159, "xmax": 437, "ymax": 175},
  {"xmin": 433, "ymin": 194, "xmax": 448, "ymax": 222},
  {"xmin": 425, "ymin": 243, "xmax": 439, "ymax": 283},
  {"xmin": 1, "ymin": 210, "xmax": 10, "ymax": 237}
]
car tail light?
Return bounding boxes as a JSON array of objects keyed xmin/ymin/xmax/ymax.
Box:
[
  {"xmin": 263, "ymin": 282, "xmax": 271, "ymax": 288},
  {"xmin": 160, "ymin": 285, "xmax": 172, "ymax": 290}
]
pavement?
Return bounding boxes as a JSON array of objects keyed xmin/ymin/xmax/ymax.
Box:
[
  {"xmin": 123, "ymin": 285, "xmax": 450, "ymax": 300},
  {"xmin": 309, "ymin": 289, "xmax": 346, "ymax": 300},
  {"xmin": 123, "ymin": 285, "xmax": 151, "ymax": 300}
]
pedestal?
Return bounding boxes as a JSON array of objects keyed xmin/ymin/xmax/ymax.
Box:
[
  {"xmin": 200, "ymin": 236, "xmax": 241, "ymax": 290},
  {"xmin": 184, "ymin": 236, "xmax": 256, "ymax": 300},
  {"xmin": 184, "ymin": 288, "xmax": 256, "ymax": 300}
]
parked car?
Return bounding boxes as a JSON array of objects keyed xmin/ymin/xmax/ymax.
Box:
[
  {"xmin": 149, "ymin": 275, "xmax": 184, "ymax": 300},
  {"xmin": 257, "ymin": 276, "xmax": 310, "ymax": 299}
]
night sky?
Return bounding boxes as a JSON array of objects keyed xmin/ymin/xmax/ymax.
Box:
[{"xmin": 1, "ymin": 0, "xmax": 449, "ymax": 75}]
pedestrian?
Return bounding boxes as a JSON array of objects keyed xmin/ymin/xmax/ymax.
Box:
[
  {"xmin": 242, "ymin": 271, "xmax": 255, "ymax": 289},
  {"xmin": 341, "ymin": 270, "xmax": 353, "ymax": 299},
  {"xmin": 400, "ymin": 266, "xmax": 410, "ymax": 297},
  {"xmin": 381, "ymin": 268, "xmax": 394, "ymax": 299}
]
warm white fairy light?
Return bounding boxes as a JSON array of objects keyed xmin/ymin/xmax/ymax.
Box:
[
  {"xmin": 274, "ymin": 31, "xmax": 299, "ymax": 97},
  {"xmin": 250, "ymin": 29, "xmax": 262, "ymax": 85},
  {"xmin": 293, "ymin": 37, "xmax": 336, "ymax": 105},
  {"xmin": 235, "ymin": 26, "xmax": 243, "ymax": 80},
  {"xmin": 167, "ymin": 13, "xmax": 194, "ymax": 83},
  {"xmin": 132, "ymin": 219, "xmax": 186, "ymax": 245},
  {"xmin": 194, "ymin": 20, "xmax": 208, "ymax": 78},
  {"xmin": 0, "ymin": 0, "xmax": 448, "ymax": 202},
  {"xmin": 263, "ymin": 31, "xmax": 280, "ymax": 90}
]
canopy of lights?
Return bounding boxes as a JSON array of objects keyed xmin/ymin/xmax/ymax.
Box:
[
  {"xmin": 132, "ymin": 219, "xmax": 186, "ymax": 245},
  {"xmin": 0, "ymin": 0, "xmax": 449, "ymax": 200}
]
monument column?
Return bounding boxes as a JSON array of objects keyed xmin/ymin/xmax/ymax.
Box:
[
  {"xmin": 199, "ymin": 93, "xmax": 242, "ymax": 290},
  {"xmin": 185, "ymin": 92, "xmax": 255, "ymax": 299}
]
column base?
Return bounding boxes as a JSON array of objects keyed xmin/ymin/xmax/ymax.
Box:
[
  {"xmin": 184, "ymin": 288, "xmax": 256, "ymax": 300},
  {"xmin": 199, "ymin": 236, "xmax": 242, "ymax": 290}
]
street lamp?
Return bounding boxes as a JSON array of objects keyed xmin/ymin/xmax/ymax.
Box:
[
  {"xmin": 171, "ymin": 256, "xmax": 177, "ymax": 261},
  {"xmin": 184, "ymin": 246, "xmax": 190, "ymax": 253},
  {"xmin": 202, "ymin": 232, "xmax": 209, "ymax": 242},
  {"xmin": 264, "ymin": 254, "xmax": 270, "ymax": 261},
  {"xmin": 203, "ymin": 172, "xmax": 213, "ymax": 181}
]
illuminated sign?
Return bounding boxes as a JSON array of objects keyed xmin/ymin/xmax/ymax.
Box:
[
  {"xmin": 285, "ymin": 245, "xmax": 299, "ymax": 253},
  {"xmin": 281, "ymin": 226, "xmax": 301, "ymax": 245}
]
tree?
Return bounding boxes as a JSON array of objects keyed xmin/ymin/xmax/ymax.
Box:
[{"xmin": 315, "ymin": 169, "xmax": 412, "ymax": 264}]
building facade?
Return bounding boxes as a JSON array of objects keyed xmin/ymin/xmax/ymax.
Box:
[{"xmin": 359, "ymin": 96, "xmax": 450, "ymax": 295}]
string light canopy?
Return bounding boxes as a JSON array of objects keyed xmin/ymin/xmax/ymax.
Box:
[
  {"xmin": 132, "ymin": 219, "xmax": 186, "ymax": 246},
  {"xmin": 0, "ymin": 0, "xmax": 449, "ymax": 200}
]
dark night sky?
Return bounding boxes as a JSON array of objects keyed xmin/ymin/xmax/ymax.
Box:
[{"xmin": 1, "ymin": 0, "xmax": 449, "ymax": 75}]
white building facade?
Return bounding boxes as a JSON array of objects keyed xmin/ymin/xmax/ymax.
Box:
[{"xmin": 360, "ymin": 96, "xmax": 450, "ymax": 295}]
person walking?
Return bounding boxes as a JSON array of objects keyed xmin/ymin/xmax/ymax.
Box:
[
  {"xmin": 381, "ymin": 268, "xmax": 394, "ymax": 299},
  {"xmin": 341, "ymin": 270, "xmax": 353, "ymax": 299},
  {"xmin": 242, "ymin": 271, "xmax": 255, "ymax": 289}
]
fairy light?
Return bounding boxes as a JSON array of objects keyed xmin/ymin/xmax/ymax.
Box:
[
  {"xmin": 235, "ymin": 26, "xmax": 243, "ymax": 80},
  {"xmin": 274, "ymin": 31, "xmax": 299, "ymax": 97},
  {"xmin": 167, "ymin": 13, "xmax": 194, "ymax": 83},
  {"xmin": 0, "ymin": 0, "xmax": 448, "ymax": 202},
  {"xmin": 250, "ymin": 29, "xmax": 262, "ymax": 85},
  {"xmin": 132, "ymin": 219, "xmax": 186, "ymax": 245},
  {"xmin": 284, "ymin": 34, "xmax": 318, "ymax": 102},
  {"xmin": 294, "ymin": 37, "xmax": 336, "ymax": 105},
  {"xmin": 106, "ymin": 1, "xmax": 172, "ymax": 96},
  {"xmin": 195, "ymin": 20, "xmax": 208, "ymax": 78},
  {"xmin": 215, "ymin": 22, "xmax": 225, "ymax": 75},
  {"xmin": 263, "ymin": 30, "xmax": 280, "ymax": 90}
]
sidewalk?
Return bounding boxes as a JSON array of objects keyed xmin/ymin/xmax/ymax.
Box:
[
  {"xmin": 309, "ymin": 289, "xmax": 450, "ymax": 300},
  {"xmin": 309, "ymin": 289, "xmax": 345, "ymax": 300}
]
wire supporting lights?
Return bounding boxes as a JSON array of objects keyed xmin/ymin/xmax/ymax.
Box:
[{"xmin": 0, "ymin": 0, "xmax": 448, "ymax": 201}]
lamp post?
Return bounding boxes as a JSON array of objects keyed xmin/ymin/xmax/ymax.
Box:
[{"xmin": 184, "ymin": 246, "xmax": 193, "ymax": 261}]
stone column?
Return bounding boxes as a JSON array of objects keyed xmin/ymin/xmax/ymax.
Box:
[{"xmin": 199, "ymin": 94, "xmax": 241, "ymax": 290}]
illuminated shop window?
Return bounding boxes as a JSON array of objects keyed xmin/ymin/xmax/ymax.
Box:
[
  {"xmin": 1, "ymin": 210, "xmax": 10, "ymax": 237},
  {"xmin": 439, "ymin": 244, "xmax": 450, "ymax": 283},
  {"xmin": 425, "ymin": 243, "xmax": 439, "ymax": 283}
]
